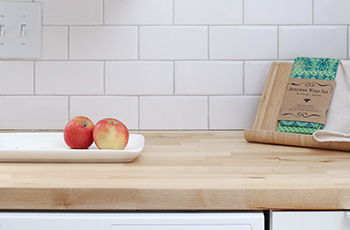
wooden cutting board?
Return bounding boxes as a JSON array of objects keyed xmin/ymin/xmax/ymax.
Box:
[{"xmin": 244, "ymin": 62, "xmax": 350, "ymax": 152}]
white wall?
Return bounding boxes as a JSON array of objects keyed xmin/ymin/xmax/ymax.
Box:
[{"xmin": 0, "ymin": 0, "xmax": 348, "ymax": 130}]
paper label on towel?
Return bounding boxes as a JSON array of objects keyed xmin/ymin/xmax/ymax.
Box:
[{"xmin": 278, "ymin": 78, "xmax": 336, "ymax": 125}]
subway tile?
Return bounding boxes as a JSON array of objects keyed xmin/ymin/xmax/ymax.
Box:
[
  {"xmin": 105, "ymin": 61, "xmax": 173, "ymax": 95},
  {"xmin": 70, "ymin": 96, "xmax": 138, "ymax": 130},
  {"xmin": 0, "ymin": 62, "xmax": 33, "ymax": 95},
  {"xmin": 244, "ymin": 0, "xmax": 312, "ymax": 25},
  {"xmin": 37, "ymin": 0, "xmax": 103, "ymax": 25},
  {"xmin": 209, "ymin": 96, "xmax": 260, "ymax": 129},
  {"xmin": 41, "ymin": 26, "xmax": 68, "ymax": 60},
  {"xmin": 244, "ymin": 61, "xmax": 273, "ymax": 95},
  {"xmin": 210, "ymin": 26, "xmax": 277, "ymax": 59},
  {"xmin": 175, "ymin": 61, "xmax": 243, "ymax": 95},
  {"xmin": 279, "ymin": 26, "xmax": 347, "ymax": 60},
  {"xmin": 140, "ymin": 96, "xmax": 208, "ymax": 130},
  {"xmin": 0, "ymin": 96, "xmax": 68, "ymax": 129},
  {"xmin": 105, "ymin": 0, "xmax": 172, "ymax": 25},
  {"xmin": 70, "ymin": 26, "xmax": 138, "ymax": 60},
  {"xmin": 35, "ymin": 61, "xmax": 104, "ymax": 95},
  {"xmin": 174, "ymin": 0, "xmax": 242, "ymax": 25},
  {"xmin": 140, "ymin": 26, "xmax": 208, "ymax": 60},
  {"xmin": 315, "ymin": 0, "xmax": 350, "ymax": 24}
]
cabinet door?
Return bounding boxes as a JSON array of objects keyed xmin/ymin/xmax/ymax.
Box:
[
  {"xmin": 272, "ymin": 211, "xmax": 350, "ymax": 230},
  {"xmin": 0, "ymin": 212, "xmax": 264, "ymax": 230}
]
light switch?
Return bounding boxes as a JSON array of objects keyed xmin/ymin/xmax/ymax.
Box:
[
  {"xmin": 0, "ymin": 2, "xmax": 42, "ymax": 59},
  {"xmin": 0, "ymin": 24, "xmax": 4, "ymax": 36},
  {"xmin": 20, "ymin": 23, "xmax": 26, "ymax": 36}
]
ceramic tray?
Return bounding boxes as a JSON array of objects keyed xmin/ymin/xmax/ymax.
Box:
[{"xmin": 0, "ymin": 132, "xmax": 145, "ymax": 162}]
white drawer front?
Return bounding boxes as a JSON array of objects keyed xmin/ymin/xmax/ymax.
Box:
[
  {"xmin": 112, "ymin": 225, "xmax": 251, "ymax": 230},
  {"xmin": 0, "ymin": 212, "xmax": 264, "ymax": 230},
  {"xmin": 272, "ymin": 211, "xmax": 350, "ymax": 230}
]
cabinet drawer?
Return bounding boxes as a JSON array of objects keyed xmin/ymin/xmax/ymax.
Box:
[
  {"xmin": 272, "ymin": 211, "xmax": 350, "ymax": 230},
  {"xmin": 0, "ymin": 212, "xmax": 264, "ymax": 230}
]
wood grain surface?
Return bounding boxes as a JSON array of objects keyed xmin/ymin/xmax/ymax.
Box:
[
  {"xmin": 0, "ymin": 131, "xmax": 349, "ymax": 211},
  {"xmin": 252, "ymin": 62, "xmax": 293, "ymax": 131}
]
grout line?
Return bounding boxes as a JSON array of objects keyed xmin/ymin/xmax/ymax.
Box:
[
  {"xmin": 4, "ymin": 59, "xmax": 291, "ymax": 63},
  {"xmin": 41, "ymin": 24, "xmax": 350, "ymax": 27},
  {"xmin": 33, "ymin": 59, "xmax": 292, "ymax": 62},
  {"xmin": 33, "ymin": 61, "xmax": 36, "ymax": 95},
  {"xmin": 102, "ymin": 0, "xmax": 105, "ymax": 25},
  {"xmin": 103, "ymin": 61, "xmax": 106, "ymax": 95},
  {"xmin": 138, "ymin": 96, "xmax": 140, "ymax": 130},
  {"xmin": 207, "ymin": 96, "xmax": 210, "ymax": 130},
  {"xmin": 172, "ymin": 0, "xmax": 175, "ymax": 25},
  {"xmin": 277, "ymin": 26, "xmax": 280, "ymax": 60},
  {"xmin": 67, "ymin": 96, "xmax": 71, "ymax": 121},
  {"xmin": 10, "ymin": 94, "xmax": 259, "ymax": 97},
  {"xmin": 312, "ymin": 0, "xmax": 314, "ymax": 25},
  {"xmin": 242, "ymin": 61, "xmax": 245, "ymax": 95},
  {"xmin": 207, "ymin": 26, "xmax": 210, "ymax": 59},
  {"xmin": 67, "ymin": 26, "xmax": 70, "ymax": 60},
  {"xmin": 138, "ymin": 26, "xmax": 140, "ymax": 60},
  {"xmin": 173, "ymin": 61, "xmax": 176, "ymax": 94},
  {"xmin": 346, "ymin": 26, "xmax": 349, "ymax": 59},
  {"xmin": 242, "ymin": 0, "xmax": 244, "ymax": 24}
]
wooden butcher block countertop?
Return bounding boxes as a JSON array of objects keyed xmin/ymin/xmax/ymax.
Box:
[{"xmin": 0, "ymin": 131, "xmax": 350, "ymax": 211}]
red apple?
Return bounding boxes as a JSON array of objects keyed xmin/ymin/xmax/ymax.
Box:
[
  {"xmin": 93, "ymin": 118, "xmax": 129, "ymax": 150},
  {"xmin": 64, "ymin": 116, "xmax": 94, "ymax": 149}
]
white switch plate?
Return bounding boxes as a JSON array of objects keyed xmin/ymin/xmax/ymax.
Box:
[{"xmin": 0, "ymin": 2, "xmax": 42, "ymax": 59}]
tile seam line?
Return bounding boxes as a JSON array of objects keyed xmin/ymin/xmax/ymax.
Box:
[{"xmin": 48, "ymin": 24, "xmax": 349, "ymax": 26}]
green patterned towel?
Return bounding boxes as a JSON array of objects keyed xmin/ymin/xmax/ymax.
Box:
[{"xmin": 277, "ymin": 57, "xmax": 339, "ymax": 135}]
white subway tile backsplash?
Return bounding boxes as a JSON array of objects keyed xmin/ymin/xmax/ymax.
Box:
[
  {"xmin": 0, "ymin": 0, "xmax": 349, "ymax": 131},
  {"xmin": 105, "ymin": 0, "xmax": 173, "ymax": 25},
  {"xmin": 279, "ymin": 26, "xmax": 347, "ymax": 60},
  {"xmin": 0, "ymin": 62, "xmax": 33, "ymax": 95},
  {"xmin": 35, "ymin": 61, "xmax": 104, "ymax": 95},
  {"xmin": 314, "ymin": 0, "xmax": 350, "ymax": 24},
  {"xmin": 105, "ymin": 61, "xmax": 173, "ymax": 95},
  {"xmin": 174, "ymin": 0, "xmax": 242, "ymax": 25},
  {"xmin": 41, "ymin": 26, "xmax": 68, "ymax": 60},
  {"xmin": 69, "ymin": 26, "xmax": 138, "ymax": 60},
  {"xmin": 140, "ymin": 96, "xmax": 208, "ymax": 130},
  {"xmin": 209, "ymin": 96, "xmax": 260, "ymax": 129},
  {"xmin": 140, "ymin": 26, "xmax": 208, "ymax": 60},
  {"xmin": 244, "ymin": 61, "xmax": 273, "ymax": 95},
  {"xmin": 175, "ymin": 61, "xmax": 243, "ymax": 95},
  {"xmin": 0, "ymin": 96, "xmax": 68, "ymax": 129},
  {"xmin": 244, "ymin": 0, "xmax": 312, "ymax": 25},
  {"xmin": 210, "ymin": 26, "xmax": 277, "ymax": 59},
  {"xmin": 37, "ymin": 0, "xmax": 103, "ymax": 25},
  {"xmin": 70, "ymin": 96, "xmax": 138, "ymax": 130}
]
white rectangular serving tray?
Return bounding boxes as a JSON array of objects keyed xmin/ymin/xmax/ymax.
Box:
[{"xmin": 0, "ymin": 132, "xmax": 145, "ymax": 163}]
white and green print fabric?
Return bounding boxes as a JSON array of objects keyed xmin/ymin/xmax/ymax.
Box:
[{"xmin": 277, "ymin": 57, "xmax": 339, "ymax": 135}]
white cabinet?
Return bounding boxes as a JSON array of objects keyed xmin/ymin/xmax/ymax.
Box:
[
  {"xmin": 272, "ymin": 211, "xmax": 350, "ymax": 230},
  {"xmin": 0, "ymin": 212, "xmax": 264, "ymax": 230}
]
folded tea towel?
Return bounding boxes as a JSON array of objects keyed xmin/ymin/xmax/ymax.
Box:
[
  {"xmin": 277, "ymin": 57, "xmax": 339, "ymax": 134},
  {"xmin": 313, "ymin": 60, "xmax": 350, "ymax": 142}
]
